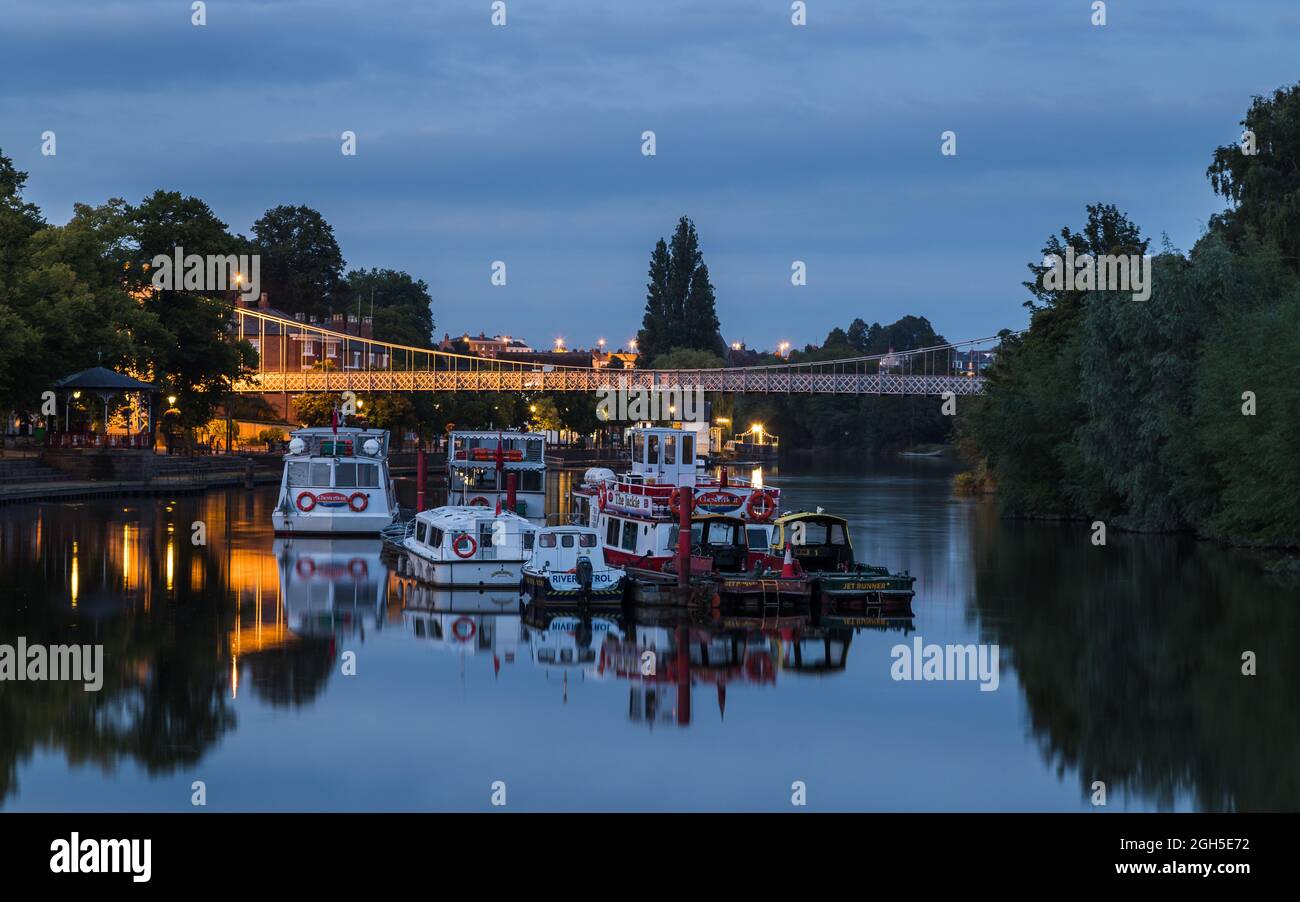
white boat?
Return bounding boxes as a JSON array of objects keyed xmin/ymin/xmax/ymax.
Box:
[
  {"xmin": 521, "ymin": 525, "xmax": 626, "ymax": 601},
  {"xmin": 402, "ymin": 505, "xmax": 539, "ymax": 587},
  {"xmin": 447, "ymin": 430, "xmax": 548, "ymax": 523},
  {"xmin": 272, "ymin": 427, "xmax": 398, "ymax": 535}
]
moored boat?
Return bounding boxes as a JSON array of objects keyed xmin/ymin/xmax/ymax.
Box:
[
  {"xmin": 402, "ymin": 505, "xmax": 539, "ymax": 587},
  {"xmin": 521, "ymin": 525, "xmax": 626, "ymax": 602},
  {"xmin": 633, "ymin": 513, "xmax": 812, "ymax": 602},
  {"xmin": 766, "ymin": 511, "xmax": 915, "ymax": 612},
  {"xmin": 570, "ymin": 426, "xmax": 782, "ymax": 571},
  {"xmin": 447, "ymin": 430, "xmax": 547, "ymax": 523},
  {"xmin": 272, "ymin": 427, "xmax": 398, "ymax": 536}
]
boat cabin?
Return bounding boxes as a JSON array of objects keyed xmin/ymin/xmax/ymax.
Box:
[
  {"xmin": 448, "ymin": 430, "xmax": 547, "ymax": 520},
  {"xmin": 769, "ymin": 512, "xmax": 855, "ymax": 572},
  {"xmin": 629, "ymin": 427, "xmax": 700, "ymax": 487}
]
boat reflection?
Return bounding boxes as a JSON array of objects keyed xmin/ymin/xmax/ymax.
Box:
[
  {"xmin": 274, "ymin": 537, "xmax": 390, "ymax": 639},
  {"xmin": 391, "ymin": 552, "xmax": 521, "ymax": 669}
]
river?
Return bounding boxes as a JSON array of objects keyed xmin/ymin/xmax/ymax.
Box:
[{"xmin": 0, "ymin": 460, "xmax": 1295, "ymax": 811}]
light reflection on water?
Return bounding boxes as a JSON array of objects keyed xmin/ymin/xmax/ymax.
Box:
[{"xmin": 0, "ymin": 459, "xmax": 1296, "ymax": 811}]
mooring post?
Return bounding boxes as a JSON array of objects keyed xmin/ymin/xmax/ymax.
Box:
[
  {"xmin": 416, "ymin": 447, "xmax": 426, "ymax": 512},
  {"xmin": 677, "ymin": 487, "xmax": 692, "ymax": 590}
]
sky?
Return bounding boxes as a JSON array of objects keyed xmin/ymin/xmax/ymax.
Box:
[{"xmin": 2, "ymin": 0, "xmax": 1298, "ymax": 352}]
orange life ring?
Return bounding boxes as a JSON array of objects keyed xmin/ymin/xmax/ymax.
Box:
[
  {"xmin": 452, "ymin": 533, "xmax": 478, "ymax": 559},
  {"xmin": 296, "ymin": 492, "xmax": 316, "ymax": 512},
  {"xmin": 670, "ymin": 487, "xmax": 683, "ymax": 516},
  {"xmin": 746, "ymin": 491, "xmax": 775, "ymax": 521},
  {"xmin": 469, "ymin": 496, "xmax": 489, "ymax": 506},
  {"xmin": 597, "ymin": 484, "xmax": 608, "ymax": 512},
  {"xmin": 347, "ymin": 492, "xmax": 368, "ymax": 512}
]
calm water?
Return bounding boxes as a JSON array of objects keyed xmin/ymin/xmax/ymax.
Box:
[{"xmin": 1, "ymin": 461, "xmax": 1296, "ymax": 812}]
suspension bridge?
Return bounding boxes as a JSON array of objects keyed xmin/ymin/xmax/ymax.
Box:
[{"xmin": 227, "ymin": 306, "xmax": 1000, "ymax": 396}]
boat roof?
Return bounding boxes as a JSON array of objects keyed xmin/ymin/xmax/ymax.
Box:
[
  {"xmin": 772, "ymin": 511, "xmax": 848, "ymax": 526},
  {"xmin": 414, "ymin": 505, "xmax": 536, "ymax": 528},
  {"xmin": 450, "ymin": 430, "xmax": 545, "ymax": 439},
  {"xmin": 291, "ymin": 427, "xmax": 388, "ymax": 437},
  {"xmin": 536, "ymin": 524, "xmax": 598, "ymax": 535}
]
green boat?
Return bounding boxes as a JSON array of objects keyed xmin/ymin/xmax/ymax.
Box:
[{"xmin": 766, "ymin": 511, "xmax": 916, "ymax": 613}]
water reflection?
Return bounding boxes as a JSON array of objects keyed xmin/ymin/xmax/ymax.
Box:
[{"xmin": 1, "ymin": 474, "xmax": 1297, "ymax": 811}]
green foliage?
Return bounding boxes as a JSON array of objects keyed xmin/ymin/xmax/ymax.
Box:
[
  {"xmin": 963, "ymin": 86, "xmax": 1300, "ymax": 547},
  {"xmin": 649, "ymin": 347, "xmax": 726, "ymax": 370},
  {"xmin": 251, "ymin": 204, "xmax": 346, "ymax": 316},
  {"xmin": 345, "ymin": 268, "xmax": 435, "ymax": 347},
  {"xmin": 636, "ymin": 217, "xmax": 725, "ymax": 361}
]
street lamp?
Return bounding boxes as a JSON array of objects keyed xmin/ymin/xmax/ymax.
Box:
[{"xmin": 167, "ymin": 395, "xmax": 177, "ymax": 406}]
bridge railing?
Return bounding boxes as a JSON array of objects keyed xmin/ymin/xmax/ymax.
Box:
[{"xmin": 226, "ymin": 305, "xmax": 1002, "ymax": 395}]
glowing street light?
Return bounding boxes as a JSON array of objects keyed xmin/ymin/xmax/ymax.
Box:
[
  {"xmin": 777, "ymin": 341, "xmax": 790, "ymax": 357},
  {"xmin": 167, "ymin": 395, "xmax": 177, "ymax": 406},
  {"xmin": 597, "ymin": 338, "xmax": 606, "ymax": 349},
  {"xmin": 628, "ymin": 339, "xmax": 638, "ymax": 352}
]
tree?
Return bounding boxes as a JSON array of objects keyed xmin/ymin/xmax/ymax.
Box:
[
  {"xmin": 129, "ymin": 192, "xmax": 257, "ymax": 429},
  {"xmin": 1207, "ymin": 82, "xmax": 1300, "ymax": 272},
  {"xmin": 345, "ymin": 268, "xmax": 435, "ymax": 347},
  {"xmin": 251, "ymin": 205, "xmax": 345, "ymax": 316},
  {"xmin": 635, "ymin": 217, "xmax": 725, "ymax": 360}
]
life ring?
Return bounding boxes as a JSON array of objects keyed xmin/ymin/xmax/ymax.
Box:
[
  {"xmin": 669, "ymin": 488, "xmax": 682, "ymax": 516},
  {"xmin": 347, "ymin": 492, "xmax": 368, "ymax": 512},
  {"xmin": 295, "ymin": 558, "xmax": 316, "ymax": 577},
  {"xmin": 469, "ymin": 496, "xmax": 489, "ymax": 506},
  {"xmin": 452, "ymin": 533, "xmax": 478, "ymax": 559},
  {"xmin": 452, "ymin": 616, "xmax": 477, "ymax": 642},
  {"xmin": 347, "ymin": 559, "xmax": 367, "ymax": 579},
  {"xmin": 746, "ymin": 491, "xmax": 775, "ymax": 521},
  {"xmin": 296, "ymin": 492, "xmax": 316, "ymax": 512},
  {"xmin": 597, "ymin": 484, "xmax": 607, "ymax": 512}
]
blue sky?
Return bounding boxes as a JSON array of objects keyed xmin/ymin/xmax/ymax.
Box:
[{"xmin": 2, "ymin": 0, "xmax": 1297, "ymax": 351}]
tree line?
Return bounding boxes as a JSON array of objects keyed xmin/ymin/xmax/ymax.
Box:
[{"xmin": 960, "ymin": 83, "xmax": 1300, "ymax": 548}]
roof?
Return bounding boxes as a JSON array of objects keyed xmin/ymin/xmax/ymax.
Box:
[
  {"xmin": 54, "ymin": 366, "xmax": 155, "ymax": 392},
  {"xmin": 772, "ymin": 511, "xmax": 848, "ymax": 526}
]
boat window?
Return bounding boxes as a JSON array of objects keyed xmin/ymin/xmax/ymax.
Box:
[
  {"xmin": 647, "ymin": 434, "xmax": 660, "ymax": 465},
  {"xmin": 287, "ymin": 461, "xmax": 310, "ymax": 485},
  {"xmin": 802, "ymin": 521, "xmax": 831, "ymax": 545},
  {"xmin": 606, "ymin": 517, "xmax": 620, "ymax": 546},
  {"xmin": 540, "ymin": 533, "xmax": 557, "ymax": 548},
  {"xmin": 415, "ymin": 521, "xmax": 428, "ymax": 543},
  {"xmin": 704, "ymin": 521, "xmax": 741, "ymax": 546},
  {"xmin": 579, "ymin": 533, "xmax": 597, "ymax": 548},
  {"xmin": 831, "ymin": 523, "xmax": 848, "ymax": 545},
  {"xmin": 747, "ymin": 526, "xmax": 770, "ymax": 549},
  {"xmin": 479, "ymin": 522, "xmax": 497, "ymax": 547},
  {"xmin": 335, "ymin": 462, "xmax": 357, "ymax": 487},
  {"xmin": 620, "ymin": 520, "xmax": 638, "ymax": 551},
  {"xmin": 537, "ymin": 648, "xmax": 556, "ymax": 663},
  {"xmin": 632, "ymin": 432, "xmax": 644, "ymax": 462},
  {"xmin": 663, "ymin": 434, "xmax": 677, "ymax": 465},
  {"xmin": 523, "ymin": 532, "xmax": 534, "ymax": 550},
  {"xmin": 309, "ymin": 461, "xmax": 331, "ymax": 486},
  {"xmin": 681, "ymin": 434, "xmax": 693, "ymax": 464},
  {"xmin": 464, "ymin": 469, "xmax": 498, "ymax": 489},
  {"xmin": 430, "ymin": 527, "xmax": 443, "ymax": 548},
  {"xmin": 519, "ymin": 470, "xmax": 543, "ymax": 492},
  {"xmin": 356, "ymin": 463, "xmax": 379, "ymax": 488},
  {"xmin": 561, "ymin": 534, "xmax": 574, "ymax": 548}
]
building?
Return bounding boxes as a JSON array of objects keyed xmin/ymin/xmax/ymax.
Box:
[
  {"xmin": 439, "ymin": 332, "xmax": 534, "ymax": 357},
  {"xmin": 232, "ymin": 294, "xmax": 390, "ymax": 371}
]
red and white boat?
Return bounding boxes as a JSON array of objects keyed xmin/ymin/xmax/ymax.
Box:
[{"xmin": 570, "ymin": 426, "xmax": 781, "ymax": 571}]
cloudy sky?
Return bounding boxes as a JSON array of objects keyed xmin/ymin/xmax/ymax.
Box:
[{"xmin": 3, "ymin": 0, "xmax": 1297, "ymax": 351}]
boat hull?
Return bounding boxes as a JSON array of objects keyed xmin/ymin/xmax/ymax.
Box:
[
  {"xmin": 273, "ymin": 510, "xmax": 396, "ymax": 536},
  {"xmin": 402, "ymin": 550, "xmax": 528, "ymax": 588},
  {"xmin": 521, "ymin": 570, "xmax": 625, "ymax": 602}
]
